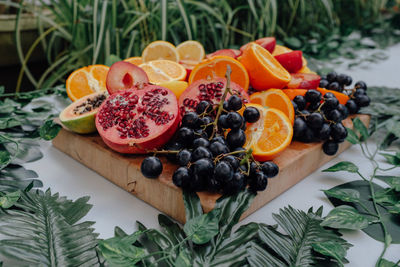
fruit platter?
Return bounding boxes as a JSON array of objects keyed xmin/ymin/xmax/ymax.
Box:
[{"xmin": 53, "ymin": 38, "xmax": 371, "ymax": 223}]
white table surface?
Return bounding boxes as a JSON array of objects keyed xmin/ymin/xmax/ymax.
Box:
[{"xmin": 25, "ymin": 43, "xmax": 400, "ymax": 266}]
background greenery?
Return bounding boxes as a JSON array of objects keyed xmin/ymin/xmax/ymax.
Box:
[{"xmin": 0, "ymin": 0, "xmax": 399, "ymax": 91}]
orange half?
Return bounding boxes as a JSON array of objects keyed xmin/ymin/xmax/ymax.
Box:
[
  {"xmin": 176, "ymin": 40, "xmax": 205, "ymax": 62},
  {"xmin": 250, "ymin": 89, "xmax": 295, "ymax": 125},
  {"xmin": 139, "ymin": 60, "xmax": 186, "ymax": 84},
  {"xmin": 243, "ymin": 103, "xmax": 293, "ymax": 161},
  {"xmin": 240, "ymin": 43, "xmax": 290, "ymax": 90},
  {"xmin": 66, "ymin": 65, "xmax": 109, "ymax": 102},
  {"xmin": 188, "ymin": 55, "xmax": 249, "ymax": 91}
]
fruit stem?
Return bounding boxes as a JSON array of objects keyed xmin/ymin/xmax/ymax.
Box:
[
  {"xmin": 214, "ymin": 149, "xmax": 247, "ymax": 162},
  {"xmin": 147, "ymin": 150, "xmax": 180, "ymax": 154},
  {"xmin": 209, "ymin": 65, "xmax": 232, "ymax": 140}
]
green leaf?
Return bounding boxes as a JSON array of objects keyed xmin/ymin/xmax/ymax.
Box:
[
  {"xmin": 346, "ymin": 128, "xmax": 359, "ymax": 144},
  {"xmin": 311, "ymin": 240, "xmax": 347, "ymax": 263},
  {"xmin": 380, "ymin": 153, "xmax": 400, "ymax": 166},
  {"xmin": 174, "ymin": 248, "xmax": 192, "ymax": 267},
  {"xmin": 326, "ymin": 180, "xmax": 400, "ymax": 243},
  {"xmin": 321, "ymin": 205, "xmax": 369, "ymax": 230},
  {"xmin": 0, "ymin": 150, "xmax": 10, "ymax": 166},
  {"xmin": 183, "ymin": 191, "xmax": 203, "ymax": 222},
  {"xmin": 323, "ymin": 188, "xmax": 360, "ymax": 203},
  {"xmin": 0, "ymin": 190, "xmax": 21, "ymax": 209},
  {"xmin": 322, "ymin": 161, "xmax": 359, "ymax": 173},
  {"xmin": 375, "ymin": 175, "xmax": 400, "ymax": 192},
  {"xmin": 0, "ymin": 190, "xmax": 99, "ymax": 266},
  {"xmin": 353, "ymin": 117, "xmax": 369, "ymax": 141},
  {"xmin": 183, "ymin": 208, "xmax": 220, "ymax": 244},
  {"xmin": 0, "ymin": 165, "xmax": 42, "ymax": 193},
  {"xmin": 374, "ymin": 189, "xmax": 399, "ymax": 205},
  {"xmin": 378, "ymin": 258, "xmax": 399, "ymax": 267},
  {"xmin": 39, "ymin": 120, "xmax": 61, "ymax": 141},
  {"xmin": 98, "ymin": 231, "xmax": 145, "ymax": 266},
  {"xmin": 387, "ymin": 204, "xmax": 400, "ymax": 214}
]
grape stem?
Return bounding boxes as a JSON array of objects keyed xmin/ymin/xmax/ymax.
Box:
[{"xmin": 209, "ymin": 65, "xmax": 232, "ymax": 140}]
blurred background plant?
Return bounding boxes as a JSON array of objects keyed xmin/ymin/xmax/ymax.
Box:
[{"xmin": 0, "ymin": 0, "xmax": 399, "ymax": 92}]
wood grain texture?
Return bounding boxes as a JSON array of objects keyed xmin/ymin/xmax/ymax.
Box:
[{"xmin": 52, "ymin": 114, "xmax": 370, "ymax": 223}]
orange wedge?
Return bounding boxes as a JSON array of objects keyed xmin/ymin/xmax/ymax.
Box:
[
  {"xmin": 124, "ymin": 56, "xmax": 143, "ymax": 66},
  {"xmin": 142, "ymin": 41, "xmax": 179, "ymax": 62},
  {"xmin": 66, "ymin": 65, "xmax": 109, "ymax": 102},
  {"xmin": 240, "ymin": 43, "xmax": 291, "ymax": 90},
  {"xmin": 188, "ymin": 55, "xmax": 249, "ymax": 91},
  {"xmin": 139, "ymin": 60, "xmax": 186, "ymax": 84},
  {"xmin": 158, "ymin": 80, "xmax": 188, "ymax": 99},
  {"xmin": 176, "ymin": 40, "xmax": 205, "ymax": 62},
  {"xmin": 243, "ymin": 103, "xmax": 293, "ymax": 161},
  {"xmin": 250, "ymin": 89, "xmax": 295, "ymax": 125}
]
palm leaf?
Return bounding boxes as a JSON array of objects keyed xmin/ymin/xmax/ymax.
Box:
[
  {"xmin": 0, "ymin": 189, "xmax": 99, "ymax": 266},
  {"xmin": 248, "ymin": 206, "xmax": 352, "ymax": 267}
]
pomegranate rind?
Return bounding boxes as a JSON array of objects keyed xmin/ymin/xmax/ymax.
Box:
[
  {"xmin": 59, "ymin": 91, "xmax": 107, "ymax": 134},
  {"xmin": 178, "ymin": 77, "xmax": 250, "ymax": 114},
  {"xmin": 106, "ymin": 61, "xmax": 149, "ymax": 95},
  {"xmin": 95, "ymin": 86, "xmax": 179, "ymax": 154}
]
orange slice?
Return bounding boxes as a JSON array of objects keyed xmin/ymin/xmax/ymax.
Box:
[
  {"xmin": 158, "ymin": 80, "xmax": 188, "ymax": 99},
  {"xmin": 176, "ymin": 40, "xmax": 205, "ymax": 62},
  {"xmin": 66, "ymin": 65, "xmax": 109, "ymax": 102},
  {"xmin": 139, "ymin": 60, "xmax": 186, "ymax": 84},
  {"xmin": 142, "ymin": 41, "xmax": 179, "ymax": 62},
  {"xmin": 123, "ymin": 56, "xmax": 143, "ymax": 66},
  {"xmin": 240, "ymin": 43, "xmax": 291, "ymax": 90},
  {"xmin": 188, "ymin": 56, "xmax": 249, "ymax": 91},
  {"xmin": 250, "ymin": 89, "xmax": 295, "ymax": 125},
  {"xmin": 243, "ymin": 103, "xmax": 293, "ymax": 161}
]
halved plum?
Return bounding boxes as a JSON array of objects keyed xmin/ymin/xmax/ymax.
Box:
[
  {"xmin": 106, "ymin": 61, "xmax": 149, "ymax": 94},
  {"xmin": 285, "ymin": 73, "xmax": 321, "ymax": 89},
  {"xmin": 178, "ymin": 77, "xmax": 249, "ymax": 114},
  {"xmin": 274, "ymin": 51, "xmax": 303, "ymax": 73}
]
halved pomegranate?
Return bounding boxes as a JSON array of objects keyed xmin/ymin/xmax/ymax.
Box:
[
  {"xmin": 240, "ymin": 37, "xmax": 276, "ymax": 54},
  {"xmin": 178, "ymin": 77, "xmax": 249, "ymax": 114},
  {"xmin": 274, "ymin": 51, "xmax": 303, "ymax": 73},
  {"xmin": 96, "ymin": 85, "xmax": 179, "ymax": 153},
  {"xmin": 206, "ymin": 49, "xmax": 238, "ymax": 59},
  {"xmin": 286, "ymin": 73, "xmax": 321, "ymax": 89},
  {"xmin": 106, "ymin": 61, "xmax": 149, "ymax": 94}
]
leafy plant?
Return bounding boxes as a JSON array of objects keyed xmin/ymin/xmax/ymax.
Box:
[
  {"xmin": 98, "ymin": 190, "xmax": 351, "ymax": 266},
  {"xmin": 322, "ymin": 117, "xmax": 400, "ymax": 266},
  {"xmin": 1, "ymin": 0, "xmax": 398, "ymax": 90},
  {"xmin": 0, "ymin": 189, "xmax": 100, "ymax": 266}
]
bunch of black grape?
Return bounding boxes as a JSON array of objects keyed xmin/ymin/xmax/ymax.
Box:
[
  {"xmin": 292, "ymin": 89, "xmax": 349, "ymax": 156},
  {"xmin": 140, "ymin": 95, "xmax": 279, "ymax": 195},
  {"xmin": 319, "ymin": 72, "xmax": 370, "ymax": 114}
]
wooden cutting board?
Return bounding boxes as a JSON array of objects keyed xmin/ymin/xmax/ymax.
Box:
[{"xmin": 52, "ymin": 114, "xmax": 370, "ymax": 223}]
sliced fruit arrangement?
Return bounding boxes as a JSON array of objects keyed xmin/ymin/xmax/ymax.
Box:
[
  {"xmin": 66, "ymin": 65, "xmax": 109, "ymax": 102},
  {"xmin": 139, "ymin": 60, "xmax": 186, "ymax": 84},
  {"xmin": 60, "ymin": 91, "xmax": 108, "ymax": 134},
  {"xmin": 60, "ymin": 36, "xmax": 371, "ymax": 196},
  {"xmin": 95, "ymin": 85, "xmax": 180, "ymax": 154},
  {"xmin": 188, "ymin": 56, "xmax": 250, "ymax": 91}
]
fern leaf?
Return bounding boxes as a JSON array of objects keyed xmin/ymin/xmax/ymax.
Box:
[
  {"xmin": 250, "ymin": 206, "xmax": 352, "ymax": 267},
  {"xmin": 0, "ymin": 189, "xmax": 99, "ymax": 266}
]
